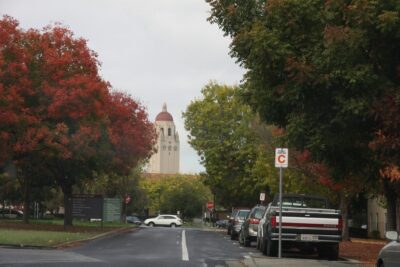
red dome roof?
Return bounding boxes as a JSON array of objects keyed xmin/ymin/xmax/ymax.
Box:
[
  {"xmin": 156, "ymin": 111, "xmax": 173, "ymax": 121},
  {"xmin": 155, "ymin": 103, "xmax": 173, "ymax": 121}
]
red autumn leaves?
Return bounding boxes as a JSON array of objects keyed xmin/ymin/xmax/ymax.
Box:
[{"xmin": 0, "ymin": 15, "xmax": 156, "ymax": 175}]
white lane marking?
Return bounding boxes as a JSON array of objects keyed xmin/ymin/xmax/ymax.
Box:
[{"xmin": 182, "ymin": 230, "xmax": 189, "ymax": 261}]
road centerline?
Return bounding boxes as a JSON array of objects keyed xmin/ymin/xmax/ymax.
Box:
[{"xmin": 182, "ymin": 230, "xmax": 189, "ymax": 261}]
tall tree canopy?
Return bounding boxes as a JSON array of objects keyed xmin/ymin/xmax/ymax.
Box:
[
  {"xmin": 0, "ymin": 16, "xmax": 156, "ymax": 225},
  {"xmin": 183, "ymin": 82, "xmax": 333, "ymax": 207},
  {"xmin": 206, "ymin": 0, "xmax": 400, "ymax": 233},
  {"xmin": 183, "ymin": 82, "xmax": 260, "ymax": 206}
]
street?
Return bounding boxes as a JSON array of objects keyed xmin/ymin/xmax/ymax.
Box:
[{"xmin": 0, "ymin": 226, "xmax": 362, "ymax": 267}]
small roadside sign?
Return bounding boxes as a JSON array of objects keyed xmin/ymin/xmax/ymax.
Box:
[
  {"xmin": 260, "ymin": 193, "xmax": 265, "ymax": 202},
  {"xmin": 124, "ymin": 195, "xmax": 131, "ymax": 205},
  {"xmin": 275, "ymin": 148, "xmax": 289, "ymax": 168},
  {"xmin": 206, "ymin": 201, "xmax": 214, "ymax": 210}
]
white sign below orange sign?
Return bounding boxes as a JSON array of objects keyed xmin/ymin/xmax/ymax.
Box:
[{"xmin": 275, "ymin": 148, "xmax": 288, "ymax": 168}]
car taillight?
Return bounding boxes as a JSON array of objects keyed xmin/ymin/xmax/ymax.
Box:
[
  {"xmin": 271, "ymin": 216, "xmax": 277, "ymax": 228},
  {"xmin": 249, "ymin": 218, "xmax": 260, "ymax": 225},
  {"xmin": 337, "ymin": 217, "xmax": 343, "ymax": 230}
]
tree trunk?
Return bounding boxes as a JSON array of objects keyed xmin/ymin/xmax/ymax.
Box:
[
  {"xmin": 62, "ymin": 184, "xmax": 73, "ymax": 227},
  {"xmin": 23, "ymin": 178, "xmax": 31, "ymax": 224},
  {"xmin": 383, "ymin": 179, "xmax": 397, "ymax": 231},
  {"xmin": 339, "ymin": 191, "xmax": 350, "ymax": 241}
]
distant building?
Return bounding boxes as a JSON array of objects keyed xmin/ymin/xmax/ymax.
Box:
[
  {"xmin": 368, "ymin": 196, "xmax": 387, "ymax": 238},
  {"xmin": 147, "ymin": 103, "xmax": 180, "ymax": 174}
]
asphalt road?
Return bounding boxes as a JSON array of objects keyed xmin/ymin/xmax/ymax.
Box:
[{"xmin": 0, "ymin": 226, "xmax": 361, "ymax": 267}]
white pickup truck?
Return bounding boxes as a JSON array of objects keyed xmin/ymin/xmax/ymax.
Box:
[{"xmin": 257, "ymin": 194, "xmax": 342, "ymax": 260}]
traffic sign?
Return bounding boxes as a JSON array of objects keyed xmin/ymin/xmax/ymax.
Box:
[
  {"xmin": 124, "ymin": 195, "xmax": 131, "ymax": 205},
  {"xmin": 206, "ymin": 201, "xmax": 214, "ymax": 210},
  {"xmin": 275, "ymin": 148, "xmax": 289, "ymax": 168},
  {"xmin": 260, "ymin": 192, "xmax": 265, "ymax": 202}
]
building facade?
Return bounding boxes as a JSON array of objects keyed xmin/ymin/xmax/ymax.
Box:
[{"xmin": 147, "ymin": 103, "xmax": 180, "ymax": 174}]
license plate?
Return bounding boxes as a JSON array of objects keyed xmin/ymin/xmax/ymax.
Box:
[{"xmin": 300, "ymin": 234, "xmax": 318, "ymax": 241}]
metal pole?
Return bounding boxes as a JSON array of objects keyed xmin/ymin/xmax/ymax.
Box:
[{"xmin": 279, "ymin": 167, "xmax": 283, "ymax": 258}]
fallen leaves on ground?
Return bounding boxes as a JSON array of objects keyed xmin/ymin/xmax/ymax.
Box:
[{"xmin": 340, "ymin": 238, "xmax": 386, "ymax": 267}]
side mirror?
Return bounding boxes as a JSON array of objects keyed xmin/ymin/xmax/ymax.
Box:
[{"xmin": 385, "ymin": 231, "xmax": 399, "ymax": 241}]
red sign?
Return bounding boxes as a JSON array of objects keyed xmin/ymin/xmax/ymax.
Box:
[
  {"xmin": 206, "ymin": 201, "xmax": 214, "ymax": 209},
  {"xmin": 124, "ymin": 195, "xmax": 131, "ymax": 204}
]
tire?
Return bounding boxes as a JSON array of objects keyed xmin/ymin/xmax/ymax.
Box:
[
  {"xmin": 377, "ymin": 260, "xmax": 384, "ymax": 267},
  {"xmin": 260, "ymin": 237, "xmax": 267, "ymax": 255},
  {"xmin": 170, "ymin": 223, "xmax": 176, "ymax": 228},
  {"xmin": 227, "ymin": 226, "xmax": 231, "ymax": 235},
  {"xmin": 239, "ymin": 231, "xmax": 244, "ymax": 245},
  {"xmin": 266, "ymin": 237, "xmax": 278, "ymax": 257},
  {"xmin": 318, "ymin": 243, "xmax": 338, "ymax": 260},
  {"xmin": 327, "ymin": 243, "xmax": 339, "ymax": 260},
  {"xmin": 148, "ymin": 222, "xmax": 155, "ymax": 227},
  {"xmin": 244, "ymin": 237, "xmax": 251, "ymax": 247},
  {"xmin": 230, "ymin": 231, "xmax": 237, "ymax": 240}
]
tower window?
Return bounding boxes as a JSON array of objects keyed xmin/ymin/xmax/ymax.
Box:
[
  {"xmin": 160, "ymin": 128, "xmax": 164, "ymax": 135},
  {"xmin": 168, "ymin": 128, "xmax": 171, "ymax": 136}
]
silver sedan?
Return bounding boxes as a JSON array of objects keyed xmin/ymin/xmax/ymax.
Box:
[{"xmin": 377, "ymin": 231, "xmax": 400, "ymax": 267}]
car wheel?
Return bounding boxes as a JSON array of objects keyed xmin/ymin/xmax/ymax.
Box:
[
  {"xmin": 244, "ymin": 237, "xmax": 251, "ymax": 247},
  {"xmin": 377, "ymin": 259, "xmax": 384, "ymax": 267},
  {"xmin": 266, "ymin": 237, "xmax": 278, "ymax": 257},
  {"xmin": 318, "ymin": 243, "xmax": 338, "ymax": 260},
  {"xmin": 170, "ymin": 223, "xmax": 176, "ymax": 228},
  {"xmin": 238, "ymin": 231, "xmax": 243, "ymax": 245},
  {"xmin": 230, "ymin": 231, "xmax": 236, "ymax": 240},
  {"xmin": 148, "ymin": 222, "xmax": 155, "ymax": 227},
  {"xmin": 260, "ymin": 237, "xmax": 267, "ymax": 255}
]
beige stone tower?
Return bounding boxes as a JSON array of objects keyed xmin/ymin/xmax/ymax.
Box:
[{"xmin": 147, "ymin": 103, "xmax": 180, "ymax": 174}]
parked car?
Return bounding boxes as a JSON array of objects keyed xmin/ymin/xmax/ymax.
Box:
[
  {"xmin": 258, "ymin": 194, "xmax": 342, "ymax": 260},
  {"xmin": 239, "ymin": 205, "xmax": 266, "ymax": 247},
  {"xmin": 216, "ymin": 219, "xmax": 228, "ymax": 228},
  {"xmin": 227, "ymin": 209, "xmax": 239, "ymax": 235},
  {"xmin": 376, "ymin": 231, "xmax": 400, "ymax": 267},
  {"xmin": 0, "ymin": 209, "xmax": 23, "ymax": 219},
  {"xmin": 144, "ymin": 214, "xmax": 182, "ymax": 228},
  {"xmin": 126, "ymin": 215, "xmax": 142, "ymax": 225},
  {"xmin": 230, "ymin": 209, "xmax": 250, "ymax": 240}
]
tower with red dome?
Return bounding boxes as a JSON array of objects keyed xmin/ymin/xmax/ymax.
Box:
[{"xmin": 147, "ymin": 103, "xmax": 180, "ymax": 174}]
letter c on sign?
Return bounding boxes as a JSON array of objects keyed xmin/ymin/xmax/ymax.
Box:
[{"xmin": 278, "ymin": 154, "xmax": 286, "ymax": 164}]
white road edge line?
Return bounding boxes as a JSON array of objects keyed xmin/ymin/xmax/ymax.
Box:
[{"xmin": 182, "ymin": 230, "xmax": 189, "ymax": 261}]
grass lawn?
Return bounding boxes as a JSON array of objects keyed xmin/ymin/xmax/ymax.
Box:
[
  {"xmin": 0, "ymin": 228, "xmax": 98, "ymax": 247},
  {"xmin": 0, "ymin": 218, "xmax": 134, "ymax": 247}
]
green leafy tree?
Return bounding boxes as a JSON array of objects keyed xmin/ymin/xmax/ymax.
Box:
[
  {"xmin": 206, "ymin": 0, "xmax": 400, "ymax": 236},
  {"xmin": 139, "ymin": 174, "xmax": 211, "ymax": 219},
  {"xmin": 183, "ymin": 82, "xmax": 260, "ymax": 207}
]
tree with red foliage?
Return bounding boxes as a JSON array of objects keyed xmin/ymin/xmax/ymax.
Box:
[
  {"xmin": 370, "ymin": 91, "xmax": 400, "ymax": 231},
  {"xmin": 0, "ymin": 16, "xmax": 156, "ymax": 226}
]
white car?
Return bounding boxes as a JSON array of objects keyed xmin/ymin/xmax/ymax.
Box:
[{"xmin": 144, "ymin": 215, "xmax": 183, "ymax": 228}]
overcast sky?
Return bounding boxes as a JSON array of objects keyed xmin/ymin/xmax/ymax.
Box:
[{"xmin": 0, "ymin": 0, "xmax": 244, "ymax": 173}]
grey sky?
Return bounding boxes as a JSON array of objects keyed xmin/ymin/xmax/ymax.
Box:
[{"xmin": 0, "ymin": 0, "xmax": 244, "ymax": 173}]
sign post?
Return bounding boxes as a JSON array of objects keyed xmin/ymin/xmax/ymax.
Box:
[{"xmin": 275, "ymin": 148, "xmax": 288, "ymax": 259}]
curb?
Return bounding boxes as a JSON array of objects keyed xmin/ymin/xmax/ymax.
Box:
[{"xmin": 56, "ymin": 226, "xmax": 138, "ymax": 249}]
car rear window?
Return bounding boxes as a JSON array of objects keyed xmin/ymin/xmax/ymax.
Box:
[
  {"xmin": 237, "ymin": 210, "xmax": 249, "ymax": 218},
  {"xmin": 252, "ymin": 207, "xmax": 266, "ymax": 219}
]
